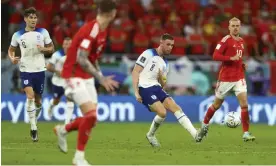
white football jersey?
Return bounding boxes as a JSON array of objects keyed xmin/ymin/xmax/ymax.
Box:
[
  {"xmin": 48, "ymin": 50, "xmax": 66, "ymax": 87},
  {"xmin": 136, "ymin": 49, "xmax": 169, "ymax": 88},
  {"xmin": 10, "ymin": 28, "xmax": 52, "ymax": 72}
]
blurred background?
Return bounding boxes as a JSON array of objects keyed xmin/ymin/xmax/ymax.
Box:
[
  {"xmin": 1, "ymin": 0, "xmax": 276, "ymax": 125},
  {"xmin": 1, "ymin": 1, "xmax": 276, "ymax": 165}
]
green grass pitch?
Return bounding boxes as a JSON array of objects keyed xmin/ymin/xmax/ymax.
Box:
[{"xmin": 2, "ymin": 121, "xmax": 276, "ymax": 165}]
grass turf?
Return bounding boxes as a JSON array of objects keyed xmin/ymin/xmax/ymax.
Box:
[{"xmin": 1, "ymin": 121, "xmax": 276, "ymax": 165}]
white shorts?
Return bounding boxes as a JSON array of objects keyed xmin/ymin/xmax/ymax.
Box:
[
  {"xmin": 215, "ymin": 79, "xmax": 247, "ymax": 99},
  {"xmin": 64, "ymin": 78, "xmax": 98, "ymax": 106}
]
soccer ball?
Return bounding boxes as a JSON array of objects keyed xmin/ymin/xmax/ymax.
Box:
[{"xmin": 224, "ymin": 111, "xmax": 241, "ymax": 128}]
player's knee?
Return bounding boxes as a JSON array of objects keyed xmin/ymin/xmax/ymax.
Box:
[
  {"xmin": 156, "ymin": 109, "xmax": 166, "ymax": 118},
  {"xmin": 26, "ymin": 93, "xmax": 35, "ymax": 99},
  {"xmin": 212, "ymin": 103, "xmax": 221, "ymax": 110},
  {"xmin": 24, "ymin": 87, "xmax": 35, "ymax": 99},
  {"xmin": 239, "ymin": 99, "xmax": 248, "ymax": 108},
  {"xmin": 213, "ymin": 99, "xmax": 223, "ymax": 110},
  {"xmin": 164, "ymin": 98, "xmax": 180, "ymax": 113},
  {"xmin": 85, "ymin": 111, "xmax": 97, "ymax": 127}
]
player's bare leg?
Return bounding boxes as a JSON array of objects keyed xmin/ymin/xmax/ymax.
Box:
[
  {"xmin": 146, "ymin": 101, "xmax": 166, "ymax": 147},
  {"xmin": 163, "ymin": 97, "xmax": 201, "ymax": 142},
  {"xmin": 48, "ymin": 97, "xmax": 61, "ymax": 118},
  {"xmin": 237, "ymin": 92, "xmax": 255, "ymax": 142},
  {"xmin": 198, "ymin": 97, "xmax": 224, "ymax": 140},
  {"xmin": 24, "ymin": 87, "xmax": 38, "ymax": 142},
  {"xmin": 47, "ymin": 97, "xmax": 74, "ymax": 124},
  {"xmin": 54, "ymin": 102, "xmax": 97, "ymax": 165},
  {"xmin": 65, "ymin": 98, "xmax": 74, "ymax": 124}
]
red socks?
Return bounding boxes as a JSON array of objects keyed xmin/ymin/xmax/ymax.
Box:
[
  {"xmin": 64, "ymin": 110, "xmax": 97, "ymax": 151},
  {"xmin": 77, "ymin": 110, "xmax": 97, "ymax": 151},
  {"xmin": 241, "ymin": 107, "xmax": 249, "ymax": 132},
  {"xmin": 203, "ymin": 104, "xmax": 249, "ymax": 132},
  {"xmin": 203, "ymin": 105, "xmax": 216, "ymax": 124},
  {"xmin": 65, "ymin": 117, "xmax": 83, "ymax": 132}
]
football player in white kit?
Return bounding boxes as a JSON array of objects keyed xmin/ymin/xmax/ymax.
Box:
[
  {"xmin": 132, "ymin": 34, "xmax": 203, "ymax": 147},
  {"xmin": 8, "ymin": 7, "xmax": 54, "ymax": 142},
  {"xmin": 47, "ymin": 37, "xmax": 74, "ymax": 124}
]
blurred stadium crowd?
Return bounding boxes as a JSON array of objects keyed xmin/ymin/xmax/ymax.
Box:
[{"xmin": 1, "ymin": 0, "xmax": 276, "ymax": 96}]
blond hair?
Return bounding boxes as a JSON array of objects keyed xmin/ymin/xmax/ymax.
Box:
[{"xmin": 229, "ymin": 17, "xmax": 241, "ymax": 24}]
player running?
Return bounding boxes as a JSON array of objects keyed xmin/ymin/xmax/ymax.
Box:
[
  {"xmin": 198, "ymin": 17, "xmax": 256, "ymax": 142},
  {"xmin": 8, "ymin": 7, "xmax": 54, "ymax": 142},
  {"xmin": 46, "ymin": 37, "xmax": 74, "ymax": 124},
  {"xmin": 132, "ymin": 33, "xmax": 203, "ymax": 147},
  {"xmin": 53, "ymin": 0, "xmax": 118, "ymax": 165}
]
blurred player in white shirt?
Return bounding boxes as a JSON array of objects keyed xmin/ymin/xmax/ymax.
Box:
[
  {"xmin": 132, "ymin": 34, "xmax": 203, "ymax": 147},
  {"xmin": 47, "ymin": 37, "xmax": 74, "ymax": 124},
  {"xmin": 8, "ymin": 7, "xmax": 54, "ymax": 142}
]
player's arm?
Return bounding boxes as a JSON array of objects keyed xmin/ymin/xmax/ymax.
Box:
[
  {"xmin": 38, "ymin": 29, "xmax": 55, "ymax": 55},
  {"xmin": 76, "ymin": 29, "xmax": 104, "ymax": 81},
  {"xmin": 132, "ymin": 64, "xmax": 143, "ymax": 102},
  {"xmin": 77, "ymin": 49, "xmax": 104, "ymax": 82},
  {"xmin": 77, "ymin": 47, "xmax": 118, "ymax": 91},
  {"xmin": 8, "ymin": 46, "xmax": 20, "ymax": 64},
  {"xmin": 132, "ymin": 65, "xmax": 143, "ymax": 94},
  {"xmin": 38, "ymin": 42, "xmax": 55, "ymax": 54},
  {"xmin": 132, "ymin": 50, "xmax": 151, "ymax": 102},
  {"xmin": 158, "ymin": 70, "xmax": 166, "ymax": 88},
  {"xmin": 46, "ymin": 52, "xmax": 59, "ymax": 74},
  {"xmin": 213, "ymin": 37, "xmax": 240, "ymax": 61},
  {"xmin": 76, "ymin": 24, "xmax": 118, "ymax": 91},
  {"xmin": 213, "ymin": 42, "xmax": 231, "ymax": 61},
  {"xmin": 46, "ymin": 63, "xmax": 60, "ymax": 75},
  {"xmin": 46, "ymin": 56, "xmax": 61, "ymax": 77},
  {"xmin": 8, "ymin": 33, "xmax": 20, "ymax": 64},
  {"xmin": 132, "ymin": 51, "xmax": 150, "ymax": 93},
  {"xmin": 92, "ymin": 59, "xmax": 103, "ymax": 77}
]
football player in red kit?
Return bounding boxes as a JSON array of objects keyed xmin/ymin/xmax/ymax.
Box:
[
  {"xmin": 198, "ymin": 17, "xmax": 256, "ymax": 142},
  {"xmin": 53, "ymin": 0, "xmax": 118, "ymax": 165}
]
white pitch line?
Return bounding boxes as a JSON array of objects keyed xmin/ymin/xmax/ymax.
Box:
[
  {"xmin": 2, "ymin": 147, "xmax": 276, "ymax": 154},
  {"xmin": 2, "ymin": 147, "xmax": 75, "ymax": 151},
  {"xmin": 3, "ymin": 165, "xmax": 276, "ymax": 166}
]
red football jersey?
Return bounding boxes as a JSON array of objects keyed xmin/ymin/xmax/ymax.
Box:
[
  {"xmin": 213, "ymin": 35, "xmax": 245, "ymax": 82},
  {"xmin": 62, "ymin": 20, "xmax": 107, "ymax": 79}
]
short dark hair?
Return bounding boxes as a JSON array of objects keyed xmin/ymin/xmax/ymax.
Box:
[
  {"xmin": 98, "ymin": 0, "xmax": 117, "ymax": 14},
  {"xmin": 24, "ymin": 7, "xmax": 37, "ymax": 17},
  {"xmin": 161, "ymin": 33, "xmax": 174, "ymax": 41}
]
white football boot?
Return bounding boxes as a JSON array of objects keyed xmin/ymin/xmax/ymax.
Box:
[
  {"xmin": 73, "ymin": 158, "xmax": 92, "ymax": 166},
  {"xmin": 146, "ymin": 133, "xmax": 161, "ymax": 147},
  {"xmin": 53, "ymin": 125, "xmax": 68, "ymax": 153}
]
